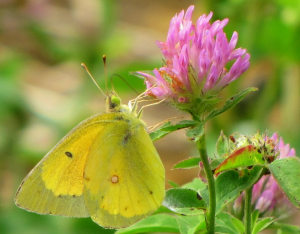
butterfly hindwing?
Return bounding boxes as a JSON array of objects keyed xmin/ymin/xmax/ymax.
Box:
[{"xmin": 83, "ymin": 112, "xmax": 165, "ymax": 228}]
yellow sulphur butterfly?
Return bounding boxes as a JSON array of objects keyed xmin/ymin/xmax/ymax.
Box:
[{"xmin": 15, "ymin": 70, "xmax": 165, "ymax": 229}]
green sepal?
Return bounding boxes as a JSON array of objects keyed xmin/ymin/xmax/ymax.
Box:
[
  {"xmin": 202, "ymin": 95, "xmax": 223, "ymax": 105},
  {"xmin": 130, "ymin": 70, "xmax": 153, "ymax": 79},
  {"xmin": 215, "ymin": 131, "xmax": 230, "ymax": 158},
  {"xmin": 186, "ymin": 122, "xmax": 204, "ymax": 142}
]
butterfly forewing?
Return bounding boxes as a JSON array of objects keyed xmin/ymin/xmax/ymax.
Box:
[{"xmin": 15, "ymin": 113, "xmax": 116, "ymax": 217}]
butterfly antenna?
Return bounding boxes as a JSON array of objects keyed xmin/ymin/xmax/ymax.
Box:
[
  {"xmin": 110, "ymin": 74, "xmax": 116, "ymax": 95},
  {"xmin": 81, "ymin": 63, "xmax": 106, "ymax": 96},
  {"xmin": 103, "ymin": 55, "xmax": 109, "ymax": 96},
  {"xmin": 111, "ymin": 74, "xmax": 140, "ymax": 95}
]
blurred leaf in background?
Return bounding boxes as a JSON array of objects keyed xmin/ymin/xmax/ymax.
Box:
[{"xmin": 0, "ymin": 0, "xmax": 299, "ymax": 233}]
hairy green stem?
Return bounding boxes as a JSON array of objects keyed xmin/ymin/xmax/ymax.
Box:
[
  {"xmin": 196, "ymin": 133, "xmax": 215, "ymax": 234},
  {"xmin": 245, "ymin": 186, "xmax": 253, "ymax": 234}
]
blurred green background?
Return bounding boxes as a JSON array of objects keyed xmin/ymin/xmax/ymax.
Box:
[{"xmin": 1, "ymin": 0, "xmax": 299, "ymax": 233}]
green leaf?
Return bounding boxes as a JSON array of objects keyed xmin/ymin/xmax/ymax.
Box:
[
  {"xmin": 168, "ymin": 180, "xmax": 180, "ymax": 188},
  {"xmin": 231, "ymin": 217, "xmax": 245, "ymax": 233},
  {"xmin": 159, "ymin": 120, "xmax": 198, "ymax": 130},
  {"xmin": 162, "ymin": 188, "xmax": 206, "ymax": 215},
  {"xmin": 149, "ymin": 121, "xmax": 172, "ymax": 142},
  {"xmin": 215, "ymin": 226, "xmax": 237, "ymax": 234},
  {"xmin": 182, "ymin": 178, "xmax": 207, "ymax": 191},
  {"xmin": 210, "ymin": 158, "xmax": 225, "ymax": 170},
  {"xmin": 252, "ymin": 217, "xmax": 274, "ymax": 234},
  {"xmin": 251, "ymin": 209, "xmax": 260, "ymax": 228},
  {"xmin": 215, "ymin": 166, "xmax": 263, "ymax": 213},
  {"xmin": 271, "ymin": 222, "xmax": 300, "ymax": 233},
  {"xmin": 153, "ymin": 205, "xmax": 175, "ymax": 215},
  {"xmin": 216, "ymin": 212, "xmax": 244, "ymax": 234},
  {"xmin": 115, "ymin": 214, "xmax": 179, "ymax": 234},
  {"xmin": 215, "ymin": 145, "xmax": 265, "ymax": 174},
  {"xmin": 176, "ymin": 215, "xmax": 206, "ymax": 234},
  {"xmin": 186, "ymin": 122, "xmax": 204, "ymax": 141},
  {"xmin": 205, "ymin": 87, "xmax": 258, "ymax": 121},
  {"xmin": 173, "ymin": 157, "xmax": 201, "ymax": 169},
  {"xmin": 198, "ymin": 186, "xmax": 209, "ymax": 206},
  {"xmin": 149, "ymin": 120, "xmax": 197, "ymax": 142},
  {"xmin": 268, "ymin": 157, "xmax": 300, "ymax": 208}
]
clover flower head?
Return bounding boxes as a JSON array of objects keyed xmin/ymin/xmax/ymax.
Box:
[
  {"xmin": 233, "ymin": 133, "xmax": 296, "ymax": 217},
  {"xmin": 252, "ymin": 133, "xmax": 296, "ymax": 215},
  {"xmin": 137, "ymin": 5, "xmax": 250, "ymax": 113}
]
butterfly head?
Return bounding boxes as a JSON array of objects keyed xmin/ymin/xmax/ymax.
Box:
[{"xmin": 106, "ymin": 92, "xmax": 131, "ymax": 113}]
